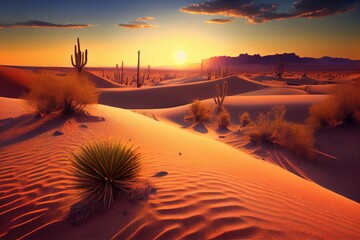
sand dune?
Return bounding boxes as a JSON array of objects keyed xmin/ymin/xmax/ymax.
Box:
[
  {"xmin": 86, "ymin": 71, "xmax": 121, "ymax": 88},
  {"xmin": 99, "ymin": 76, "xmax": 268, "ymax": 109},
  {"xmin": 150, "ymin": 95, "xmax": 326, "ymax": 127},
  {"xmin": 0, "ymin": 66, "xmax": 36, "ymax": 98},
  {"xmin": 1, "ymin": 67, "xmax": 359, "ymax": 239},
  {"xmin": 0, "ymin": 98, "xmax": 359, "ymax": 239}
]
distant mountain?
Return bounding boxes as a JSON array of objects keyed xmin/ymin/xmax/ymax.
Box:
[{"xmin": 201, "ymin": 53, "xmax": 360, "ymax": 71}]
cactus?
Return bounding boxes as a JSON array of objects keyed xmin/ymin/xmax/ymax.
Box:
[
  {"xmin": 275, "ymin": 54, "xmax": 285, "ymax": 79},
  {"xmin": 207, "ymin": 68, "xmax": 211, "ymax": 80},
  {"xmin": 213, "ymin": 81, "xmax": 228, "ymax": 112},
  {"xmin": 121, "ymin": 61, "xmax": 124, "ymax": 85},
  {"xmin": 137, "ymin": 50, "xmax": 141, "ymax": 88},
  {"xmin": 71, "ymin": 38, "xmax": 87, "ymax": 73},
  {"xmin": 147, "ymin": 65, "xmax": 150, "ymax": 80},
  {"xmin": 114, "ymin": 64, "xmax": 120, "ymax": 83}
]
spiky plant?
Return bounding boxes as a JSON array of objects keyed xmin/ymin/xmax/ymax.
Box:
[
  {"xmin": 213, "ymin": 81, "xmax": 228, "ymax": 112},
  {"xmin": 184, "ymin": 99, "xmax": 213, "ymax": 124},
  {"xmin": 240, "ymin": 112, "xmax": 253, "ymax": 127},
  {"xmin": 275, "ymin": 54, "xmax": 285, "ymax": 79},
  {"xmin": 69, "ymin": 140, "xmax": 141, "ymax": 211},
  {"xmin": 218, "ymin": 108, "xmax": 231, "ymax": 128}
]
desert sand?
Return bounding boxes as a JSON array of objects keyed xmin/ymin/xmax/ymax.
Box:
[{"xmin": 0, "ymin": 66, "xmax": 359, "ymax": 239}]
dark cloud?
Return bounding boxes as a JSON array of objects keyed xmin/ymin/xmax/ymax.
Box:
[
  {"xmin": 118, "ymin": 16, "xmax": 158, "ymax": 29},
  {"xmin": 292, "ymin": 0, "xmax": 358, "ymax": 18},
  {"xmin": 0, "ymin": 20, "xmax": 95, "ymax": 28},
  {"xmin": 180, "ymin": 0, "xmax": 359, "ymax": 23},
  {"xmin": 205, "ymin": 18, "xmax": 232, "ymax": 24}
]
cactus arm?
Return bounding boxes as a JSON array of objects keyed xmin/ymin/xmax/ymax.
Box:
[
  {"xmin": 83, "ymin": 49, "xmax": 88, "ymax": 67},
  {"xmin": 71, "ymin": 55, "xmax": 76, "ymax": 67},
  {"xmin": 77, "ymin": 37, "xmax": 81, "ymax": 52},
  {"xmin": 213, "ymin": 85, "xmax": 218, "ymax": 104}
]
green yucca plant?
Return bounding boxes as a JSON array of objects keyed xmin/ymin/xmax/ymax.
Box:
[{"xmin": 69, "ymin": 140, "xmax": 141, "ymax": 211}]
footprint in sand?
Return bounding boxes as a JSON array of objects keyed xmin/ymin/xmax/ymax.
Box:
[
  {"xmin": 153, "ymin": 171, "xmax": 168, "ymax": 177},
  {"xmin": 52, "ymin": 130, "xmax": 64, "ymax": 136}
]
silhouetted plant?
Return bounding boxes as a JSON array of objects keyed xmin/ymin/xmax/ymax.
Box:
[
  {"xmin": 275, "ymin": 54, "xmax": 285, "ymax": 79},
  {"xmin": 213, "ymin": 81, "xmax": 228, "ymax": 112},
  {"xmin": 184, "ymin": 99, "xmax": 213, "ymax": 124},
  {"xmin": 137, "ymin": 50, "xmax": 141, "ymax": 88},
  {"xmin": 114, "ymin": 64, "xmax": 120, "ymax": 83},
  {"xmin": 121, "ymin": 61, "xmax": 124, "ymax": 84},
  {"xmin": 69, "ymin": 140, "xmax": 141, "ymax": 211},
  {"xmin": 71, "ymin": 38, "xmax": 88, "ymax": 73}
]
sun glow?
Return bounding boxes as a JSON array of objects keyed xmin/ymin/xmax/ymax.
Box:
[{"xmin": 175, "ymin": 50, "xmax": 187, "ymax": 64}]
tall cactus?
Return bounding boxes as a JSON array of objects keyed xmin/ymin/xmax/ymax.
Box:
[
  {"xmin": 147, "ymin": 65, "xmax": 150, "ymax": 80},
  {"xmin": 121, "ymin": 61, "xmax": 124, "ymax": 85},
  {"xmin": 114, "ymin": 64, "xmax": 120, "ymax": 83},
  {"xmin": 137, "ymin": 50, "xmax": 141, "ymax": 88},
  {"xmin": 71, "ymin": 38, "xmax": 87, "ymax": 73},
  {"xmin": 213, "ymin": 80, "xmax": 228, "ymax": 112},
  {"xmin": 275, "ymin": 54, "xmax": 285, "ymax": 79}
]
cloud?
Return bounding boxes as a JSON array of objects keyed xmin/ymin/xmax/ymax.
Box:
[
  {"xmin": 0, "ymin": 20, "xmax": 95, "ymax": 29},
  {"xmin": 292, "ymin": 0, "xmax": 358, "ymax": 18},
  {"xmin": 180, "ymin": 0, "xmax": 359, "ymax": 23},
  {"xmin": 136, "ymin": 16, "xmax": 155, "ymax": 21},
  {"xmin": 205, "ymin": 18, "xmax": 232, "ymax": 24},
  {"xmin": 118, "ymin": 16, "xmax": 158, "ymax": 29}
]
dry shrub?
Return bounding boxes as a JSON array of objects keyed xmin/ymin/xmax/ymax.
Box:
[
  {"xmin": 239, "ymin": 111, "xmax": 253, "ymax": 127},
  {"xmin": 184, "ymin": 99, "xmax": 213, "ymax": 124},
  {"xmin": 307, "ymin": 83, "xmax": 360, "ymax": 128},
  {"xmin": 250, "ymin": 105, "xmax": 315, "ymax": 157},
  {"xmin": 23, "ymin": 72, "xmax": 98, "ymax": 115},
  {"xmin": 218, "ymin": 108, "xmax": 231, "ymax": 128}
]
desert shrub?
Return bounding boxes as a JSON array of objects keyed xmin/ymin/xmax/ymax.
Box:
[
  {"xmin": 218, "ymin": 108, "xmax": 231, "ymax": 128},
  {"xmin": 69, "ymin": 140, "xmax": 141, "ymax": 211},
  {"xmin": 307, "ymin": 83, "xmax": 360, "ymax": 128},
  {"xmin": 184, "ymin": 99, "xmax": 213, "ymax": 124},
  {"xmin": 250, "ymin": 105, "xmax": 315, "ymax": 157},
  {"xmin": 239, "ymin": 112, "xmax": 253, "ymax": 127},
  {"xmin": 23, "ymin": 72, "xmax": 98, "ymax": 115}
]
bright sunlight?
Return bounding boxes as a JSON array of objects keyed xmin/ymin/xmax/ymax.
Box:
[{"xmin": 175, "ymin": 50, "xmax": 187, "ymax": 64}]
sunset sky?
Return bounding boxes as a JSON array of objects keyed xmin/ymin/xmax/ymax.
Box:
[{"xmin": 0, "ymin": 0, "xmax": 359, "ymax": 67}]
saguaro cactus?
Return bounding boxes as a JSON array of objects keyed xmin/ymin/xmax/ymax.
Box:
[
  {"xmin": 213, "ymin": 81, "xmax": 228, "ymax": 112},
  {"xmin": 71, "ymin": 38, "xmax": 87, "ymax": 73},
  {"xmin": 137, "ymin": 50, "xmax": 141, "ymax": 88}
]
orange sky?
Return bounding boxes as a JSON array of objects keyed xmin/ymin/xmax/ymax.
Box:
[{"xmin": 0, "ymin": 1, "xmax": 359, "ymax": 67}]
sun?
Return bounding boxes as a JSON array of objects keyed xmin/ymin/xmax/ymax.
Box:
[{"xmin": 175, "ymin": 50, "xmax": 187, "ymax": 64}]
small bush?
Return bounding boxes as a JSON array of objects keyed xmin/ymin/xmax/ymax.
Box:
[
  {"xmin": 69, "ymin": 140, "xmax": 141, "ymax": 211},
  {"xmin": 23, "ymin": 72, "xmax": 98, "ymax": 115},
  {"xmin": 184, "ymin": 99, "xmax": 213, "ymax": 124},
  {"xmin": 250, "ymin": 105, "xmax": 315, "ymax": 157},
  {"xmin": 218, "ymin": 109, "xmax": 231, "ymax": 128},
  {"xmin": 307, "ymin": 83, "xmax": 360, "ymax": 128},
  {"xmin": 239, "ymin": 112, "xmax": 253, "ymax": 127}
]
